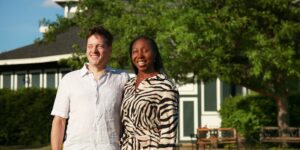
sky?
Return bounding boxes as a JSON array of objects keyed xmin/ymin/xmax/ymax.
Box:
[{"xmin": 0, "ymin": 0, "xmax": 64, "ymax": 53}]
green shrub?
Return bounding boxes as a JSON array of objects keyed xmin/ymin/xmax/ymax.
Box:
[
  {"xmin": 0, "ymin": 88, "xmax": 56, "ymax": 147},
  {"xmin": 219, "ymin": 94, "xmax": 277, "ymax": 144},
  {"xmin": 219, "ymin": 92, "xmax": 300, "ymax": 147}
]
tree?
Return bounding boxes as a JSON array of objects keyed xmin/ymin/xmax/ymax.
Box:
[
  {"xmin": 43, "ymin": 0, "xmax": 300, "ymax": 140},
  {"xmin": 175, "ymin": 0, "xmax": 300, "ymax": 140}
]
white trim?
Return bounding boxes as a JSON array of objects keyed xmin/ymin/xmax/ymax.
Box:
[
  {"xmin": 217, "ymin": 78, "xmax": 221, "ymax": 111},
  {"xmin": 0, "ymin": 54, "xmax": 72, "ymax": 65},
  {"xmin": 0, "ymin": 74, "xmax": 2, "ymax": 89},
  {"xmin": 242, "ymin": 87, "xmax": 248, "ymax": 96},
  {"xmin": 201, "ymin": 81, "xmax": 205, "ymax": 114},
  {"xmin": 179, "ymin": 97, "xmax": 198, "ymax": 141},
  {"xmin": 201, "ymin": 114, "xmax": 222, "ymax": 128},
  {"xmin": 177, "ymin": 83, "xmax": 198, "ymax": 95},
  {"xmin": 64, "ymin": 5, "xmax": 69, "ymax": 17},
  {"xmin": 39, "ymin": 25, "xmax": 49, "ymax": 33}
]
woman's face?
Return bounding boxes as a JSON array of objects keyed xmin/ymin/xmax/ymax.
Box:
[{"xmin": 131, "ymin": 38, "xmax": 156, "ymax": 74}]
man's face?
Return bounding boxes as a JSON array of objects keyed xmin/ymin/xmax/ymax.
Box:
[{"xmin": 86, "ymin": 34, "xmax": 111, "ymax": 69}]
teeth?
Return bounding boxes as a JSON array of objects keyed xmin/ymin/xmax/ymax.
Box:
[
  {"xmin": 91, "ymin": 55, "xmax": 99, "ymax": 58},
  {"xmin": 138, "ymin": 61, "xmax": 145, "ymax": 66}
]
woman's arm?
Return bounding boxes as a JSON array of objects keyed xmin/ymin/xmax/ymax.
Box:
[{"xmin": 158, "ymin": 89, "xmax": 179, "ymax": 149}]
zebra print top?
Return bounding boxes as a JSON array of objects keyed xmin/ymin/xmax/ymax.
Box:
[{"xmin": 120, "ymin": 74, "xmax": 179, "ymax": 150}]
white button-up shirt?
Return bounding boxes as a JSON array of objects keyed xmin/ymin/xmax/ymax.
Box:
[{"xmin": 51, "ymin": 64, "xmax": 129, "ymax": 150}]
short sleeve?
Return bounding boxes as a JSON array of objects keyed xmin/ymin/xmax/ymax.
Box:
[
  {"xmin": 121, "ymin": 72, "xmax": 130, "ymax": 86},
  {"xmin": 50, "ymin": 75, "xmax": 71, "ymax": 119}
]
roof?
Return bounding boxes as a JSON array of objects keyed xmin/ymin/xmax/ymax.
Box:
[
  {"xmin": 53, "ymin": 0, "xmax": 79, "ymax": 7},
  {"xmin": 0, "ymin": 27, "xmax": 85, "ymax": 65}
]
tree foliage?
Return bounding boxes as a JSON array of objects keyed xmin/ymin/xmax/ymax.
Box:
[{"xmin": 43, "ymin": 0, "xmax": 300, "ymax": 84}]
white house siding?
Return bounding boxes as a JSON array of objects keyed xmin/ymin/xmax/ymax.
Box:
[{"xmin": 177, "ymin": 79, "xmax": 247, "ymax": 142}]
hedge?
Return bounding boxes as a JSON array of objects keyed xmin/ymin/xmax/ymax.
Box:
[{"xmin": 0, "ymin": 88, "xmax": 56, "ymax": 147}]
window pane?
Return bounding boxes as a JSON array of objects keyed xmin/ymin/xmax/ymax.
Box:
[
  {"xmin": 47, "ymin": 72, "xmax": 55, "ymax": 88},
  {"xmin": 221, "ymin": 82, "xmax": 231, "ymax": 104},
  {"xmin": 235, "ymin": 85, "xmax": 243, "ymax": 96},
  {"xmin": 17, "ymin": 73, "xmax": 26, "ymax": 89},
  {"xmin": 204, "ymin": 80, "xmax": 217, "ymax": 111},
  {"xmin": 31, "ymin": 73, "xmax": 40, "ymax": 88},
  {"xmin": 3, "ymin": 74, "xmax": 11, "ymax": 89},
  {"xmin": 183, "ymin": 101, "xmax": 194, "ymax": 137}
]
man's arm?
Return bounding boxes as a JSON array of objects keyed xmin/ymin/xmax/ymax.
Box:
[{"xmin": 51, "ymin": 116, "xmax": 66, "ymax": 150}]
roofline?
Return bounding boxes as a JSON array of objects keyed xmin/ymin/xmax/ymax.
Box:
[
  {"xmin": 53, "ymin": 0, "xmax": 79, "ymax": 7},
  {"xmin": 0, "ymin": 54, "xmax": 72, "ymax": 65}
]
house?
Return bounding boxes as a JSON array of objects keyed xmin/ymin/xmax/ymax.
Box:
[
  {"xmin": 0, "ymin": 26, "xmax": 84, "ymax": 89},
  {"xmin": 0, "ymin": 0, "xmax": 249, "ymax": 143}
]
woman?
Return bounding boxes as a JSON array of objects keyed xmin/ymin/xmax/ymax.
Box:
[{"xmin": 120, "ymin": 36, "xmax": 179, "ymax": 150}]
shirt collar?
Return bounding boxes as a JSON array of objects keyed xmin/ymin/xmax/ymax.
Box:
[
  {"xmin": 132, "ymin": 73, "xmax": 166, "ymax": 82},
  {"xmin": 80, "ymin": 63, "xmax": 112, "ymax": 77}
]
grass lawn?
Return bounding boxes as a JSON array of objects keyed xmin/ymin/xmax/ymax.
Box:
[{"xmin": 0, "ymin": 145, "xmax": 50, "ymax": 150}]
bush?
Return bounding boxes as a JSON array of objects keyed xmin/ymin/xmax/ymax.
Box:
[
  {"xmin": 219, "ymin": 92, "xmax": 300, "ymax": 147},
  {"xmin": 219, "ymin": 94, "xmax": 277, "ymax": 144},
  {"xmin": 0, "ymin": 88, "xmax": 56, "ymax": 147}
]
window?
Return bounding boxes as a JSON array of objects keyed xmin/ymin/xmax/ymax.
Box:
[
  {"xmin": 179, "ymin": 97, "xmax": 198, "ymax": 141},
  {"xmin": 31, "ymin": 72, "xmax": 40, "ymax": 88},
  {"xmin": 3, "ymin": 73, "xmax": 12, "ymax": 89},
  {"xmin": 183, "ymin": 101, "xmax": 194, "ymax": 137},
  {"xmin": 17, "ymin": 73, "xmax": 26, "ymax": 89},
  {"xmin": 231, "ymin": 85, "xmax": 243, "ymax": 96},
  {"xmin": 46, "ymin": 71, "xmax": 56, "ymax": 88},
  {"xmin": 221, "ymin": 82, "xmax": 231, "ymax": 104},
  {"xmin": 204, "ymin": 80, "xmax": 217, "ymax": 111}
]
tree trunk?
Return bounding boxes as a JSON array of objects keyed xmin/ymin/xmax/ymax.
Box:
[{"xmin": 275, "ymin": 95, "xmax": 290, "ymax": 147}]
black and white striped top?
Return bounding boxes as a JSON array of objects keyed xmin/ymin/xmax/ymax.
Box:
[{"xmin": 120, "ymin": 74, "xmax": 179, "ymax": 150}]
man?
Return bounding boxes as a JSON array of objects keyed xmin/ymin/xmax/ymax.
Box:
[{"xmin": 51, "ymin": 26, "xmax": 128, "ymax": 150}]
